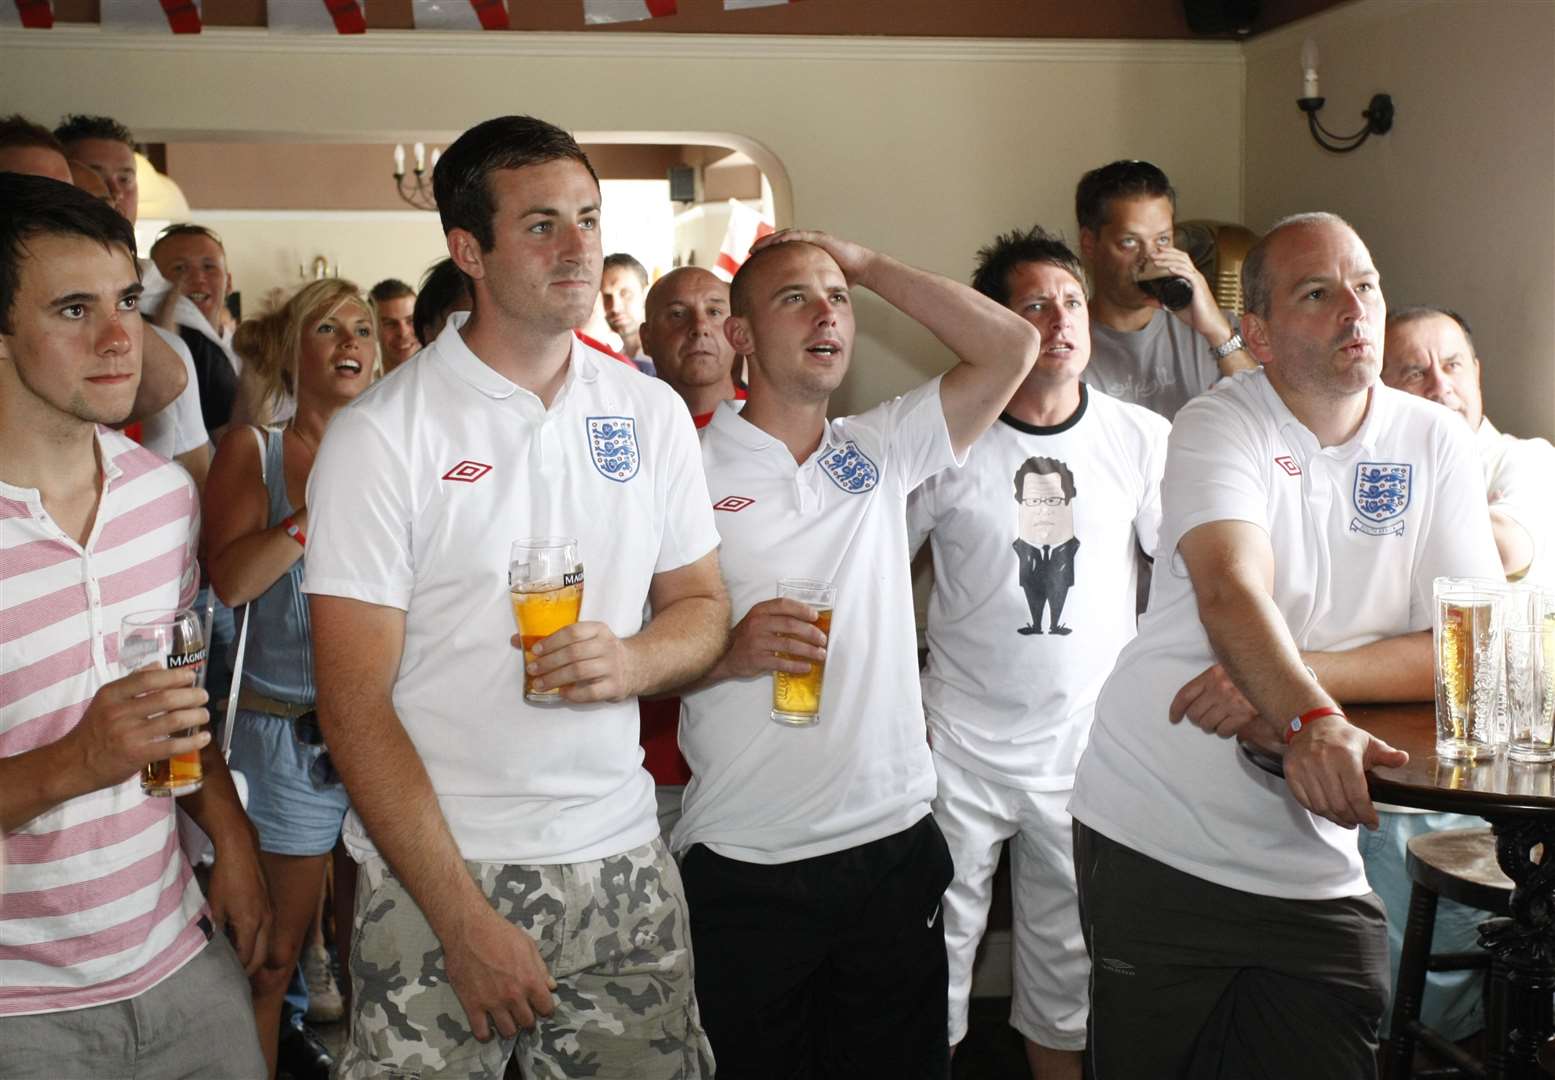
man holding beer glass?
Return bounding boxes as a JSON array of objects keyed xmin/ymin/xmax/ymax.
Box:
[
  {"xmin": 672, "ymin": 228, "xmax": 1040, "ymax": 1075},
  {"xmin": 1068, "ymin": 213, "xmax": 1504, "ymax": 1079},
  {"xmin": 303, "ymin": 116, "xmax": 727, "ymax": 1079},
  {"xmin": 0, "ymin": 175, "xmax": 268, "ymax": 1077}
]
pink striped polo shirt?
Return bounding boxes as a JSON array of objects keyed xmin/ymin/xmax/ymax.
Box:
[{"xmin": 1, "ymin": 427, "xmax": 207, "ymax": 1017}]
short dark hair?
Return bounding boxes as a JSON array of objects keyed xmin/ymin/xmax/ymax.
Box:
[
  {"xmin": 971, "ymin": 226, "xmax": 1085, "ymax": 307},
  {"xmin": 413, "ymin": 257, "xmax": 470, "ymax": 345},
  {"xmin": 603, "ymin": 253, "xmax": 648, "ymax": 288},
  {"xmin": 0, "ymin": 173, "xmax": 138, "ymax": 335},
  {"xmin": 370, "ymin": 278, "xmax": 415, "ymax": 303},
  {"xmin": 1013, "ymin": 456, "xmax": 1077, "ymax": 504},
  {"xmin": 54, "ymin": 114, "xmax": 135, "ymax": 149},
  {"xmin": 432, "ymin": 115, "xmax": 599, "ymax": 253},
  {"xmin": 1074, "ymin": 160, "xmax": 1176, "ymax": 235},
  {"xmin": 0, "ymin": 114, "xmax": 67, "ymax": 156},
  {"xmin": 1387, "ymin": 305, "xmax": 1475, "ymax": 355}
]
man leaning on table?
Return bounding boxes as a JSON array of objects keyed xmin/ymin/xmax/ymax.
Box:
[{"xmin": 1068, "ymin": 211, "xmax": 1503, "ymax": 1079}]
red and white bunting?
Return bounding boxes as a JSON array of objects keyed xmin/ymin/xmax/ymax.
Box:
[
  {"xmin": 582, "ymin": 0, "xmax": 676, "ymax": 26},
  {"xmin": 267, "ymin": 0, "xmax": 365, "ymax": 34},
  {"xmin": 714, "ymin": 199, "xmax": 776, "ymax": 282},
  {"xmin": 413, "ymin": 0, "xmax": 508, "ymax": 30},
  {"xmin": 724, "ymin": 0, "xmax": 801, "ymax": 10},
  {"xmin": 10, "ymin": 0, "xmax": 53, "ymax": 28},
  {"xmin": 101, "ymin": 0, "xmax": 202, "ymax": 33}
]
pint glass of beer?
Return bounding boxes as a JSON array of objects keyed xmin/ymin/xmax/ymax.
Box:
[
  {"xmin": 1433, "ymin": 577, "xmax": 1508, "ymax": 761},
  {"xmin": 1505, "ymin": 587, "xmax": 1555, "ymax": 764},
  {"xmin": 510, "ymin": 537, "xmax": 584, "ymax": 704},
  {"xmin": 771, "ymin": 578, "xmax": 837, "ymax": 727},
  {"xmin": 121, "ymin": 608, "xmax": 208, "ymax": 797}
]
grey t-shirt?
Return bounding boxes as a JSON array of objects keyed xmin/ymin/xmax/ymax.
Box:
[{"xmin": 1084, "ymin": 309, "xmax": 1225, "ymax": 421}]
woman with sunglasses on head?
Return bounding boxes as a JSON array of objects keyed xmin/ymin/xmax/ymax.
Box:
[{"xmin": 203, "ymin": 278, "xmax": 376, "ymax": 1079}]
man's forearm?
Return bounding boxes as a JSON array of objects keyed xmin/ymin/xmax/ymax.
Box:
[
  {"xmin": 1489, "ymin": 509, "xmax": 1535, "ymax": 580},
  {"xmin": 127, "ymin": 329, "xmax": 188, "ymax": 423},
  {"xmin": 0, "ymin": 742, "xmax": 89, "ymax": 833},
  {"xmin": 1198, "ymin": 584, "xmax": 1332, "ymax": 737},
  {"xmin": 177, "ymin": 745, "xmax": 258, "ymax": 855},
  {"xmin": 1302, "ymin": 632, "xmax": 1432, "ymax": 704},
  {"xmin": 627, "ymin": 596, "xmax": 730, "ymax": 698}
]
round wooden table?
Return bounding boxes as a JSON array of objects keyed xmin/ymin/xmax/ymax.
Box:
[{"xmin": 1246, "ymin": 701, "xmax": 1555, "ymax": 1080}]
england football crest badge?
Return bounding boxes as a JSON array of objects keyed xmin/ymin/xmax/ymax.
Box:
[
  {"xmin": 818, "ymin": 440, "xmax": 879, "ymax": 494},
  {"xmin": 587, "ymin": 416, "xmax": 640, "ymax": 482},
  {"xmin": 1350, "ymin": 462, "xmax": 1412, "ymax": 536}
]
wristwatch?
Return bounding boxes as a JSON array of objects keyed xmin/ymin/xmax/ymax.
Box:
[{"xmin": 1210, "ymin": 331, "xmax": 1245, "ymax": 361}]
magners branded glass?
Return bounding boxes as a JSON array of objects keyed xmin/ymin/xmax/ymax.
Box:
[
  {"xmin": 771, "ymin": 578, "xmax": 837, "ymax": 727},
  {"xmin": 121, "ymin": 607, "xmax": 208, "ymax": 797},
  {"xmin": 510, "ymin": 537, "xmax": 584, "ymax": 704}
]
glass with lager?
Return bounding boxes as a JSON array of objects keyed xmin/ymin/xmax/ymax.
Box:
[
  {"xmin": 1432, "ymin": 577, "xmax": 1507, "ymax": 760},
  {"xmin": 509, "ymin": 537, "xmax": 584, "ymax": 704},
  {"xmin": 121, "ymin": 608, "xmax": 208, "ymax": 797},
  {"xmin": 771, "ymin": 578, "xmax": 837, "ymax": 727}
]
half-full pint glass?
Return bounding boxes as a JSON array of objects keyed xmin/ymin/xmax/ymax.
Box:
[
  {"xmin": 121, "ymin": 607, "xmax": 208, "ymax": 797},
  {"xmin": 771, "ymin": 578, "xmax": 837, "ymax": 727},
  {"xmin": 510, "ymin": 538, "xmax": 584, "ymax": 704},
  {"xmin": 1433, "ymin": 577, "xmax": 1507, "ymax": 761},
  {"xmin": 1506, "ymin": 587, "xmax": 1555, "ymax": 764}
]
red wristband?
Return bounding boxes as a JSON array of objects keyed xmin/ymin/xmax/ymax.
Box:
[
  {"xmin": 281, "ymin": 516, "xmax": 306, "ymax": 547},
  {"xmin": 1285, "ymin": 705, "xmax": 1345, "ymax": 745}
]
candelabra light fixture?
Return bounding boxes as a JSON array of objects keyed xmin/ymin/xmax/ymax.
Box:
[
  {"xmin": 1297, "ymin": 38, "xmax": 1394, "ymax": 154},
  {"xmin": 393, "ymin": 142, "xmax": 442, "ymax": 210}
]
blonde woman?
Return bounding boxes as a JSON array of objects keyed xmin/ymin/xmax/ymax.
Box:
[{"xmin": 204, "ymin": 279, "xmax": 376, "ymax": 1078}]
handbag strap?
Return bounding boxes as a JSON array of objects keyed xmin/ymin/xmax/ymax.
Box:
[{"xmin": 219, "ymin": 426, "xmax": 270, "ymax": 760}]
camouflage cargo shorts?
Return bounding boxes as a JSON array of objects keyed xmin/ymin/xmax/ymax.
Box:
[{"xmin": 336, "ymin": 837, "xmax": 714, "ymax": 1079}]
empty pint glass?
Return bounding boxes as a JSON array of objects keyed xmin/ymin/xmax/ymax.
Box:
[
  {"xmin": 121, "ymin": 607, "xmax": 208, "ymax": 797},
  {"xmin": 1505, "ymin": 587, "xmax": 1555, "ymax": 764},
  {"xmin": 510, "ymin": 538, "xmax": 584, "ymax": 704},
  {"xmin": 1433, "ymin": 577, "xmax": 1507, "ymax": 761},
  {"xmin": 771, "ymin": 578, "xmax": 836, "ymax": 727}
]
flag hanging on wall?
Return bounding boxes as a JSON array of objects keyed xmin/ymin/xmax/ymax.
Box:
[
  {"xmin": 413, "ymin": 0, "xmax": 508, "ymax": 30},
  {"xmin": 724, "ymin": 0, "xmax": 802, "ymax": 10},
  {"xmin": 101, "ymin": 0, "xmax": 202, "ymax": 33},
  {"xmin": 267, "ymin": 0, "xmax": 366, "ymax": 34},
  {"xmin": 582, "ymin": 0, "xmax": 676, "ymax": 26},
  {"xmin": 11, "ymin": 0, "xmax": 53, "ymax": 27},
  {"xmin": 714, "ymin": 199, "xmax": 776, "ymax": 281}
]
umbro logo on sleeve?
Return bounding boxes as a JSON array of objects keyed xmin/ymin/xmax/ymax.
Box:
[
  {"xmin": 1274, "ymin": 455, "xmax": 1302, "ymax": 476},
  {"xmin": 441, "ymin": 461, "xmax": 493, "ymax": 483}
]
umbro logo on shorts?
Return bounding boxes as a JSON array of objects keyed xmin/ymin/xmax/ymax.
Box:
[
  {"xmin": 714, "ymin": 496, "xmax": 755, "ymax": 512},
  {"xmin": 1274, "ymin": 455, "xmax": 1302, "ymax": 476},
  {"xmin": 442, "ymin": 460, "xmax": 493, "ymax": 483}
]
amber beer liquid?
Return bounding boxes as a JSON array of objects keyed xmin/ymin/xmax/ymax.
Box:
[
  {"xmin": 121, "ymin": 608, "xmax": 208, "ymax": 798},
  {"xmin": 511, "ymin": 570, "xmax": 584, "ymax": 703},
  {"xmin": 772, "ymin": 608, "xmax": 832, "ymax": 725},
  {"xmin": 1433, "ymin": 582, "xmax": 1502, "ymax": 761}
]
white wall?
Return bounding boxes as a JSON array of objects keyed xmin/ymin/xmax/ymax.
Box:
[
  {"xmin": 1, "ymin": 28, "xmax": 1244, "ymax": 416},
  {"xmin": 1243, "ymin": 0, "xmax": 1555, "ymax": 440}
]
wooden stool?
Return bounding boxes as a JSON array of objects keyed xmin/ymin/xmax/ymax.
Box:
[{"xmin": 1385, "ymin": 827, "xmax": 1514, "ymax": 1080}]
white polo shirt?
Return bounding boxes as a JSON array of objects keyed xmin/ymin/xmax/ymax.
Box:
[
  {"xmin": 303, "ymin": 314, "xmax": 719, "ymax": 865},
  {"xmin": 1477, "ymin": 417, "xmax": 1555, "ymax": 588},
  {"xmin": 673, "ymin": 378, "xmax": 959, "ymax": 864},
  {"xmin": 1070, "ymin": 370, "xmax": 1503, "ymax": 900},
  {"xmin": 140, "ymin": 325, "xmax": 208, "ymax": 461},
  {"xmin": 908, "ymin": 385, "xmax": 1169, "ymax": 791}
]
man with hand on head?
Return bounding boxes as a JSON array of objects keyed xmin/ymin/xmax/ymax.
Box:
[
  {"xmin": 673, "ymin": 227, "xmax": 1040, "ymax": 1077},
  {"xmin": 909, "ymin": 226, "xmax": 1169, "ymax": 1079},
  {"xmin": 304, "ymin": 115, "xmax": 726, "ymax": 1079},
  {"xmin": 1068, "ymin": 212, "xmax": 1503, "ymax": 1079},
  {"xmin": 1075, "ymin": 159, "xmax": 1255, "ymax": 420},
  {"xmin": 0, "ymin": 173, "xmax": 269, "ymax": 1080}
]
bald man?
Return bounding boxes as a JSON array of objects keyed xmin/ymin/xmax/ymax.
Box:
[
  {"xmin": 1383, "ymin": 307, "xmax": 1555, "ymax": 586},
  {"xmin": 640, "ymin": 267, "xmax": 746, "ymax": 429}
]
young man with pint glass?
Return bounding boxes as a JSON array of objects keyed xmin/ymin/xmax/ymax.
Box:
[
  {"xmin": 303, "ymin": 116, "xmax": 728, "ymax": 1079},
  {"xmin": 1068, "ymin": 213, "xmax": 1503, "ymax": 1078},
  {"xmin": 671, "ymin": 229, "xmax": 1040, "ymax": 1076},
  {"xmin": 0, "ymin": 174, "xmax": 269, "ymax": 1079}
]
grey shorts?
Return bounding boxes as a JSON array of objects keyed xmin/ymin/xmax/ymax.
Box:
[
  {"xmin": 0, "ymin": 932, "xmax": 265, "ymax": 1080},
  {"xmin": 338, "ymin": 837, "xmax": 713, "ymax": 1080}
]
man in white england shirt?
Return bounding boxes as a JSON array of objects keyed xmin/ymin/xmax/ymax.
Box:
[
  {"xmin": 673, "ymin": 229, "xmax": 1039, "ymax": 1077},
  {"xmin": 1068, "ymin": 213, "xmax": 1503, "ymax": 1078},
  {"xmin": 303, "ymin": 116, "xmax": 728, "ymax": 1079}
]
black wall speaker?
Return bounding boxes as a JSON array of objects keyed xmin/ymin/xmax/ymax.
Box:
[
  {"xmin": 668, "ymin": 165, "xmax": 698, "ymax": 203},
  {"xmin": 1183, "ymin": 0, "xmax": 1260, "ymax": 35}
]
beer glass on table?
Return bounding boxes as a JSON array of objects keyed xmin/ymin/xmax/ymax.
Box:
[
  {"xmin": 771, "ymin": 578, "xmax": 836, "ymax": 728},
  {"xmin": 120, "ymin": 607, "xmax": 209, "ymax": 797},
  {"xmin": 1505, "ymin": 586, "xmax": 1555, "ymax": 764},
  {"xmin": 510, "ymin": 538, "xmax": 584, "ymax": 704},
  {"xmin": 1432, "ymin": 577, "xmax": 1507, "ymax": 761}
]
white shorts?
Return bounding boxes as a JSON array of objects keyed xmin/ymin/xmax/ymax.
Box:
[{"xmin": 932, "ymin": 749, "xmax": 1088, "ymax": 1050}]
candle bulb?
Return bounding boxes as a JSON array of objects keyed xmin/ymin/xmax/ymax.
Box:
[
  {"xmin": 430, "ymin": 148, "xmax": 441, "ymax": 170},
  {"xmin": 393, "ymin": 143, "xmax": 405, "ymax": 177},
  {"xmin": 414, "ymin": 142, "xmax": 426, "ymax": 173},
  {"xmin": 1300, "ymin": 38, "xmax": 1320, "ymax": 100}
]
